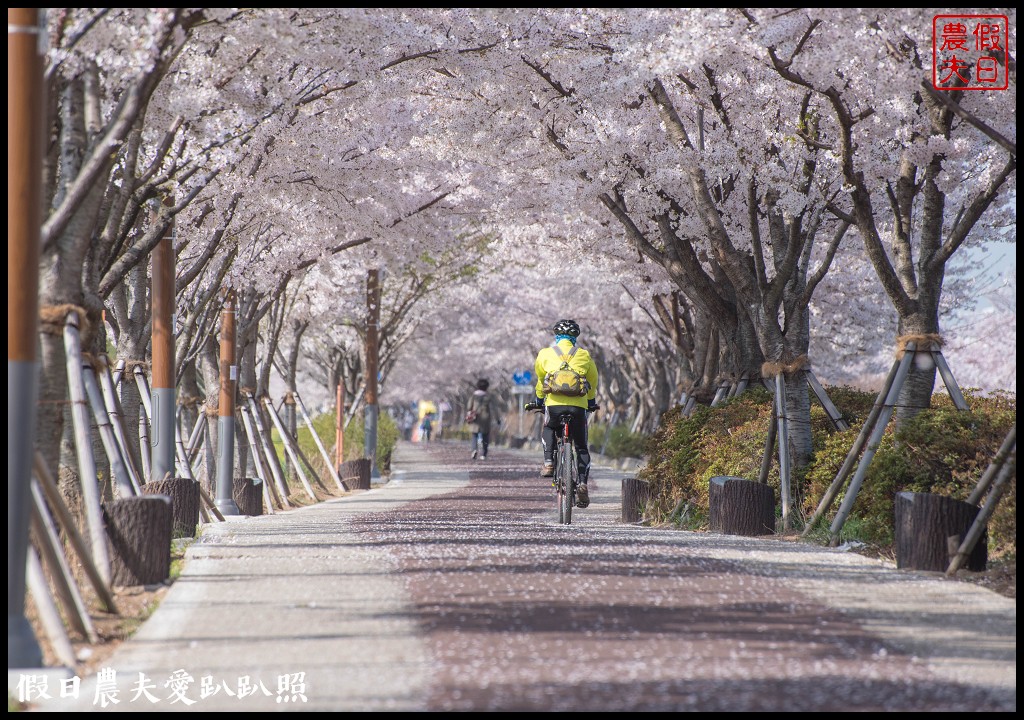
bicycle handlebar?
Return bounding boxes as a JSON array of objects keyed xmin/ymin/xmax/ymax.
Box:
[{"xmin": 523, "ymin": 401, "xmax": 600, "ymax": 412}]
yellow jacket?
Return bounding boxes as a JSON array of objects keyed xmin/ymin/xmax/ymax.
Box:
[{"xmin": 534, "ymin": 338, "xmax": 598, "ymax": 409}]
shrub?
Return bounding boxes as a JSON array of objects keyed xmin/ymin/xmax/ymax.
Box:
[
  {"xmin": 589, "ymin": 423, "xmax": 649, "ymax": 459},
  {"xmin": 638, "ymin": 384, "xmax": 1016, "ymax": 558}
]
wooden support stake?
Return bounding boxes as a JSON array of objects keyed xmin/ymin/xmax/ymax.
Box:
[{"xmin": 33, "ymin": 452, "xmax": 118, "ymax": 614}]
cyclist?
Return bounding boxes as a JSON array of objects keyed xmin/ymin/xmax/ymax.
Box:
[{"xmin": 532, "ymin": 319, "xmax": 599, "ymax": 508}]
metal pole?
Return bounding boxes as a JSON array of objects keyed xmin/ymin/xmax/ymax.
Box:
[
  {"xmin": 151, "ymin": 198, "xmax": 176, "ymax": 482},
  {"xmin": 364, "ymin": 269, "xmax": 381, "ymax": 479},
  {"xmin": 8, "ymin": 7, "xmax": 44, "ymax": 668},
  {"xmin": 215, "ymin": 293, "xmax": 240, "ymax": 515}
]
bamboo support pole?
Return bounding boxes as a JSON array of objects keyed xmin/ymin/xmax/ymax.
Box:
[
  {"xmin": 138, "ymin": 403, "xmax": 152, "ymax": 483},
  {"xmin": 296, "ymin": 390, "xmax": 349, "ymax": 492},
  {"xmin": 757, "ymin": 400, "xmax": 778, "ymax": 485},
  {"xmin": 807, "ymin": 369, "xmax": 850, "ymax": 431},
  {"xmin": 239, "ymin": 403, "xmax": 277, "ymax": 514},
  {"xmin": 98, "ymin": 359, "xmax": 144, "ymax": 492},
  {"xmin": 63, "ymin": 315, "xmax": 112, "ymax": 585},
  {"xmin": 31, "ymin": 483, "xmax": 97, "ymax": 642},
  {"xmin": 112, "ymin": 358, "xmax": 125, "ymax": 388},
  {"xmin": 27, "ymin": 546, "xmax": 77, "ymax": 668},
  {"xmin": 828, "ymin": 343, "xmax": 917, "ymax": 545},
  {"xmin": 775, "ymin": 373, "xmax": 791, "ymax": 530},
  {"xmin": 264, "ymin": 396, "xmax": 318, "ymax": 500},
  {"xmin": 967, "ymin": 425, "xmax": 1016, "ymax": 505},
  {"xmin": 947, "ymin": 445, "xmax": 1016, "ymax": 575},
  {"xmin": 83, "ymin": 365, "xmax": 138, "ymax": 497},
  {"xmin": 245, "ymin": 393, "xmax": 292, "ymax": 507},
  {"xmin": 197, "ymin": 484, "xmax": 226, "ymax": 522},
  {"xmin": 34, "ymin": 452, "xmax": 118, "ymax": 614},
  {"xmin": 802, "ymin": 355, "xmax": 904, "ymax": 537},
  {"xmin": 933, "ymin": 350, "xmax": 970, "ymax": 411}
]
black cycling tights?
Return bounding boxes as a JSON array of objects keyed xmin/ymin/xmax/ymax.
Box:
[{"xmin": 542, "ymin": 404, "xmax": 591, "ymax": 479}]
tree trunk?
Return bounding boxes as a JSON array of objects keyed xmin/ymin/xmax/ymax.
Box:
[
  {"xmin": 102, "ymin": 495, "xmax": 173, "ymax": 586},
  {"xmin": 621, "ymin": 477, "xmax": 650, "ymax": 523},
  {"xmin": 709, "ymin": 476, "xmax": 775, "ymax": 536},
  {"xmin": 232, "ymin": 477, "xmax": 263, "ymax": 516},
  {"xmin": 340, "ymin": 458, "xmax": 371, "ymax": 491},
  {"xmin": 894, "ymin": 491, "xmax": 986, "ymax": 572},
  {"xmin": 895, "ymin": 310, "xmax": 941, "ymax": 426},
  {"xmin": 142, "ymin": 477, "xmax": 199, "ymax": 539}
]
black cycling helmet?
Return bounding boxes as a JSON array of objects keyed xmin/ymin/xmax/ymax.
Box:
[{"xmin": 552, "ymin": 319, "xmax": 581, "ymax": 337}]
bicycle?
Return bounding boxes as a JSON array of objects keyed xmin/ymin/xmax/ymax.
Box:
[{"xmin": 525, "ymin": 402, "xmax": 598, "ymax": 525}]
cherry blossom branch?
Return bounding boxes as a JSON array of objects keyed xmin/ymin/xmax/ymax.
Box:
[{"xmin": 920, "ymin": 82, "xmax": 1016, "ymax": 158}]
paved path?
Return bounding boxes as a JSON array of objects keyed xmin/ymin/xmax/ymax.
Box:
[{"xmin": 27, "ymin": 440, "xmax": 1016, "ymax": 712}]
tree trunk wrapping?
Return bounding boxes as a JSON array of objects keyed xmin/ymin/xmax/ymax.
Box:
[
  {"xmin": 102, "ymin": 496, "xmax": 173, "ymax": 586},
  {"xmin": 233, "ymin": 477, "xmax": 264, "ymax": 516},
  {"xmin": 341, "ymin": 458, "xmax": 371, "ymax": 490},
  {"xmin": 621, "ymin": 477, "xmax": 650, "ymax": 523},
  {"xmin": 895, "ymin": 492, "xmax": 987, "ymax": 572},
  {"xmin": 142, "ymin": 477, "xmax": 199, "ymax": 539},
  {"xmin": 709, "ymin": 476, "xmax": 775, "ymax": 536}
]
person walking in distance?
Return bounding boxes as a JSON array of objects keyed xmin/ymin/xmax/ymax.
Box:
[
  {"xmin": 466, "ymin": 378, "xmax": 495, "ymax": 460},
  {"xmin": 532, "ymin": 319, "xmax": 599, "ymax": 508}
]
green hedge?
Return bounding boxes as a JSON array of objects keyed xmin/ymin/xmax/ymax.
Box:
[
  {"xmin": 272, "ymin": 411, "xmax": 399, "ymax": 481},
  {"xmin": 639, "ymin": 384, "xmax": 1016, "ymax": 557},
  {"xmin": 588, "ymin": 423, "xmax": 649, "ymax": 459}
]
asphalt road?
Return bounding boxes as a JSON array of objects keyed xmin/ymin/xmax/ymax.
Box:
[{"xmin": 25, "ymin": 440, "xmax": 1016, "ymax": 712}]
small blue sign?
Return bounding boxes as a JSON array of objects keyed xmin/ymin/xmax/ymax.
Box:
[{"xmin": 512, "ymin": 369, "xmax": 533, "ymax": 385}]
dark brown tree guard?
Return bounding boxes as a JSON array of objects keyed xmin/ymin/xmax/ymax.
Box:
[
  {"xmin": 708, "ymin": 476, "xmax": 775, "ymax": 536},
  {"xmin": 233, "ymin": 477, "xmax": 264, "ymax": 516},
  {"xmin": 143, "ymin": 478, "xmax": 200, "ymax": 539},
  {"xmin": 341, "ymin": 458, "xmax": 372, "ymax": 490},
  {"xmin": 621, "ymin": 477, "xmax": 650, "ymax": 523},
  {"xmin": 895, "ymin": 492, "xmax": 987, "ymax": 572},
  {"xmin": 102, "ymin": 496, "xmax": 173, "ymax": 586}
]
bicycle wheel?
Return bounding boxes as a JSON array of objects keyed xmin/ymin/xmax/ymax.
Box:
[{"xmin": 559, "ymin": 440, "xmax": 573, "ymax": 525}]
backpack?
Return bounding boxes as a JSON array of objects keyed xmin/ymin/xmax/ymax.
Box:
[{"xmin": 542, "ymin": 344, "xmax": 591, "ymax": 397}]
